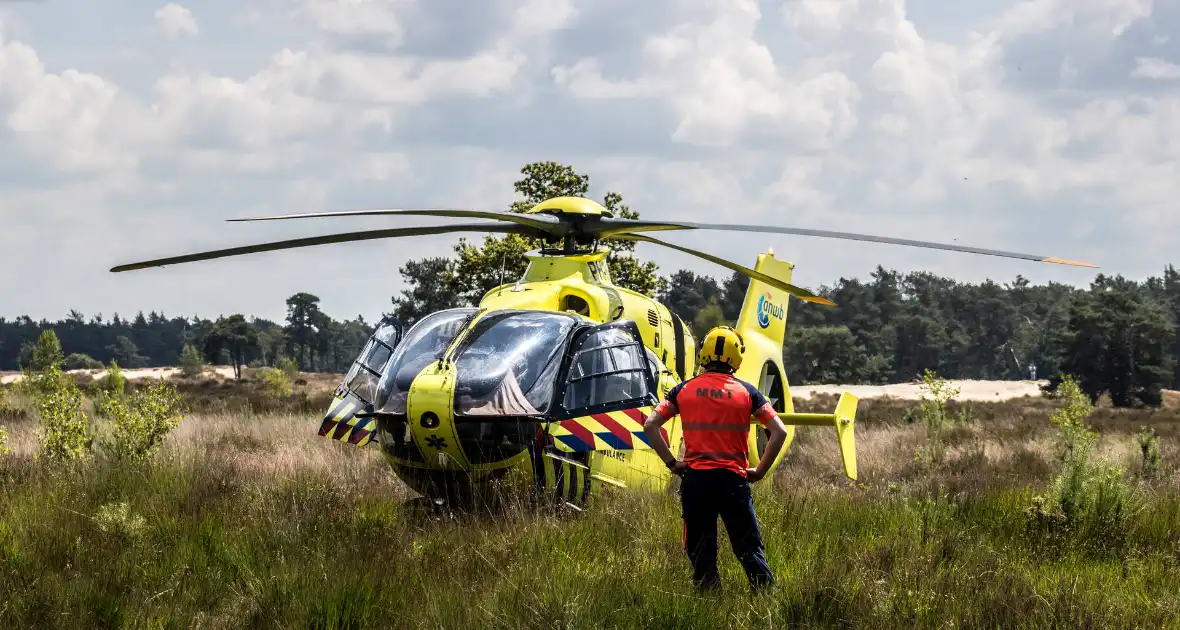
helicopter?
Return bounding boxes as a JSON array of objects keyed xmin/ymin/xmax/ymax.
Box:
[{"xmin": 111, "ymin": 196, "xmax": 1096, "ymax": 508}]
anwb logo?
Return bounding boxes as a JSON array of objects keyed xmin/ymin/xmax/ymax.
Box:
[{"xmin": 757, "ymin": 292, "xmax": 784, "ymax": 328}]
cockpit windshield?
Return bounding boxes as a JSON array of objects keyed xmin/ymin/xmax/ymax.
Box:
[
  {"xmin": 376, "ymin": 308, "xmax": 478, "ymax": 414},
  {"xmin": 452, "ymin": 310, "xmax": 580, "ymax": 416}
]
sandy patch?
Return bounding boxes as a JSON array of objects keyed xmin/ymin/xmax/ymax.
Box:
[
  {"xmin": 0, "ymin": 366, "xmax": 1166, "ymax": 406},
  {"xmin": 790, "ymin": 379, "xmax": 1049, "ymax": 402},
  {"xmin": 0, "ymin": 365, "xmax": 239, "ymax": 385}
]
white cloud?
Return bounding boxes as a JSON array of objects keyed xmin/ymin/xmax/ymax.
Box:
[
  {"xmin": 553, "ymin": 0, "xmax": 860, "ymax": 149},
  {"xmin": 1, "ymin": 0, "xmax": 1180, "ymax": 324},
  {"xmin": 782, "ymin": 0, "xmax": 860, "ymax": 34},
  {"xmin": 154, "ymin": 3, "xmax": 199, "ymax": 38},
  {"xmin": 1132, "ymin": 56, "xmax": 1180, "ymax": 79}
]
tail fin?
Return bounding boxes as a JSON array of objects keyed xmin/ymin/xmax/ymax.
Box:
[
  {"xmin": 733, "ymin": 250, "xmax": 794, "ymax": 409},
  {"xmin": 733, "ymin": 251, "xmax": 859, "ymax": 481},
  {"xmin": 734, "ymin": 251, "xmax": 793, "ymax": 356}
]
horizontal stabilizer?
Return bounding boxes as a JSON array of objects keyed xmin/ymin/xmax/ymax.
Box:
[{"xmin": 779, "ymin": 392, "xmax": 858, "ymax": 480}]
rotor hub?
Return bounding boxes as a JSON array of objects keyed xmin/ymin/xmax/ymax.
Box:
[{"xmin": 524, "ymin": 196, "xmax": 613, "ymax": 218}]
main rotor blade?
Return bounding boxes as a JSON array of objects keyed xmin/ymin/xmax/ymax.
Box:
[
  {"xmin": 227, "ymin": 208, "xmax": 562, "ymax": 236},
  {"xmin": 598, "ymin": 220, "xmax": 1097, "ymax": 268},
  {"xmin": 110, "ymin": 222, "xmax": 533, "ymax": 273},
  {"xmin": 613, "ymin": 233, "xmax": 836, "ymax": 306}
]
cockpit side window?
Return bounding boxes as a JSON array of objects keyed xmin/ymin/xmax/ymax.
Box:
[
  {"xmin": 560, "ymin": 323, "xmax": 656, "ymax": 414},
  {"xmin": 341, "ymin": 318, "xmax": 403, "ymax": 406}
]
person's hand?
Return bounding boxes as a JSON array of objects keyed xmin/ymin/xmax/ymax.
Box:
[
  {"xmin": 670, "ymin": 461, "xmax": 690, "ymax": 476},
  {"xmin": 745, "ymin": 468, "xmax": 765, "ymax": 482}
]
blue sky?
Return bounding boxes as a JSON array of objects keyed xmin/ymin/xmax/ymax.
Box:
[{"xmin": 1, "ymin": 0, "xmax": 1176, "ymax": 323}]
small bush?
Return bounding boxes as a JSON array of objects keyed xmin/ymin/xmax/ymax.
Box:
[
  {"xmin": 90, "ymin": 361, "xmax": 127, "ymax": 418},
  {"xmin": 914, "ymin": 370, "xmax": 966, "ymax": 465},
  {"xmin": 0, "ymin": 387, "xmax": 17, "ymax": 417},
  {"xmin": 104, "ymin": 361, "xmax": 126, "ymax": 398},
  {"xmin": 63, "ymin": 353, "xmax": 103, "ymax": 371},
  {"xmin": 32, "ymin": 366, "xmax": 94, "ymax": 464},
  {"xmin": 20, "ymin": 329, "xmax": 64, "ymax": 373},
  {"xmin": 276, "ymin": 356, "xmax": 300, "ymax": 380},
  {"xmin": 0, "ymin": 425, "xmax": 10, "ymax": 458},
  {"xmin": 1136, "ymin": 425, "xmax": 1162, "ymax": 480},
  {"xmin": 255, "ymin": 367, "xmax": 294, "ymax": 398},
  {"xmin": 105, "ymin": 380, "xmax": 184, "ymax": 461},
  {"xmin": 1027, "ymin": 375, "xmax": 1140, "ymax": 553},
  {"xmin": 179, "ymin": 344, "xmax": 204, "ymax": 378}
]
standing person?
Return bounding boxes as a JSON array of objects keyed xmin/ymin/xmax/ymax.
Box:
[{"xmin": 642, "ymin": 326, "xmax": 789, "ymax": 592}]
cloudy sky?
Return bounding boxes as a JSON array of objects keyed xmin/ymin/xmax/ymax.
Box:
[{"xmin": 1, "ymin": 0, "xmax": 1176, "ymax": 324}]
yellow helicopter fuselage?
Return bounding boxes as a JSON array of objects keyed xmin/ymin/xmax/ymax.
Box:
[{"xmin": 318, "ymin": 247, "xmax": 858, "ymax": 507}]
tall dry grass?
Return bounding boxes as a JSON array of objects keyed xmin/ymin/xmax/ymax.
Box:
[{"xmin": 1, "ymin": 380, "xmax": 1179, "ymax": 628}]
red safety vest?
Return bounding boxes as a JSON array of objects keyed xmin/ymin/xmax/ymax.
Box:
[{"xmin": 654, "ymin": 371, "xmax": 774, "ymax": 478}]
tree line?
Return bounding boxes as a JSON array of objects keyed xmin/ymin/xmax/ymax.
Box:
[
  {"xmin": 2, "ymin": 162, "xmax": 1175, "ymax": 408},
  {"xmin": 657, "ymin": 266, "xmax": 1178, "ymax": 407},
  {"xmin": 0, "ymin": 293, "xmax": 373, "ymax": 379}
]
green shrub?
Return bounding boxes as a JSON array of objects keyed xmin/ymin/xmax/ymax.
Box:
[
  {"xmin": 179, "ymin": 344, "xmax": 204, "ymax": 378},
  {"xmin": 63, "ymin": 353, "xmax": 103, "ymax": 371},
  {"xmin": 20, "ymin": 329, "xmax": 64, "ymax": 373},
  {"xmin": 255, "ymin": 367, "xmax": 294, "ymax": 398},
  {"xmin": 0, "ymin": 387, "xmax": 15, "ymax": 416},
  {"xmin": 1027, "ymin": 375, "xmax": 1140, "ymax": 552},
  {"xmin": 0, "ymin": 425, "xmax": 10, "ymax": 458},
  {"xmin": 104, "ymin": 380, "xmax": 184, "ymax": 461},
  {"xmin": 913, "ymin": 369, "xmax": 967, "ymax": 465},
  {"xmin": 104, "ymin": 360, "xmax": 126, "ymax": 398},
  {"xmin": 276, "ymin": 356, "xmax": 300, "ymax": 380},
  {"xmin": 1136, "ymin": 425, "xmax": 1162, "ymax": 480},
  {"xmin": 90, "ymin": 360, "xmax": 127, "ymax": 418},
  {"xmin": 32, "ymin": 366, "xmax": 93, "ymax": 464}
]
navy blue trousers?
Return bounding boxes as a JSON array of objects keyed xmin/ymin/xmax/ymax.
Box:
[{"xmin": 678, "ymin": 467, "xmax": 774, "ymax": 590}]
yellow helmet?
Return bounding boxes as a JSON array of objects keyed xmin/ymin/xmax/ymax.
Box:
[{"xmin": 698, "ymin": 326, "xmax": 745, "ymax": 372}]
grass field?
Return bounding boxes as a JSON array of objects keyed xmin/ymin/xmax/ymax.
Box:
[{"xmin": 2, "ymin": 373, "xmax": 1179, "ymax": 629}]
